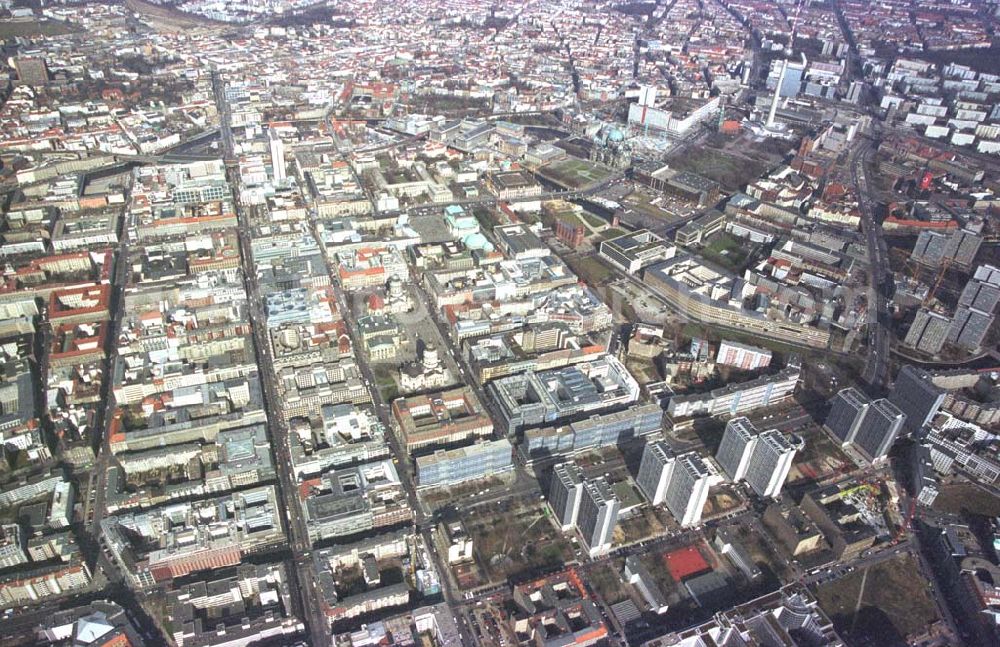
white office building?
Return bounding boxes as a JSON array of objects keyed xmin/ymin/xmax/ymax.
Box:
[
  {"xmin": 269, "ymin": 128, "xmax": 286, "ymax": 185},
  {"xmin": 663, "ymin": 452, "xmax": 712, "ymax": 528},
  {"xmin": 636, "ymin": 440, "xmax": 675, "ymax": 506},
  {"xmin": 716, "ymin": 417, "xmax": 797, "ymax": 499}
]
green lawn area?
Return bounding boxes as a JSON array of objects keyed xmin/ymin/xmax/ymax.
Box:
[
  {"xmin": 466, "ymin": 503, "xmax": 574, "ymax": 582},
  {"xmin": 567, "ymin": 254, "xmax": 617, "ymax": 286},
  {"xmin": 814, "ymin": 553, "xmax": 939, "ymax": 645},
  {"xmin": 932, "ymin": 482, "xmax": 1000, "ymax": 517},
  {"xmin": 538, "ymin": 158, "xmax": 614, "ymax": 190},
  {"xmin": 600, "ymin": 227, "xmax": 627, "ymax": 240},
  {"xmin": 0, "ymin": 20, "xmax": 81, "ymax": 39},
  {"xmin": 579, "ymin": 210, "xmax": 607, "ymax": 229},
  {"xmin": 699, "ymin": 232, "xmax": 751, "ymax": 271},
  {"xmin": 587, "ymin": 561, "xmax": 630, "ymax": 605},
  {"xmin": 669, "ymin": 146, "xmax": 771, "ymax": 191},
  {"xmin": 621, "ymin": 191, "xmax": 684, "ymax": 224}
]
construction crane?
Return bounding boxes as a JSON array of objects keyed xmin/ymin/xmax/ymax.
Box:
[{"xmin": 923, "ymin": 257, "xmax": 952, "ymax": 306}]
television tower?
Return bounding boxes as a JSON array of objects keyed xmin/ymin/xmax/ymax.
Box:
[{"xmin": 766, "ymin": 0, "xmax": 802, "ymax": 129}]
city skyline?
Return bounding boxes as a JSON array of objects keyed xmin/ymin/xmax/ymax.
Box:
[{"xmin": 0, "ymin": 1, "xmax": 999, "ymax": 646}]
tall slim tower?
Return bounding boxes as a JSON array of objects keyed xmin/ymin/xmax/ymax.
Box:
[
  {"xmin": 766, "ymin": 59, "xmax": 787, "ymax": 129},
  {"xmin": 824, "ymin": 388, "xmax": 870, "ymax": 445},
  {"xmin": 717, "ymin": 418, "xmax": 797, "ymax": 499},
  {"xmin": 269, "ymin": 127, "xmax": 286, "ymax": 185},
  {"xmin": 888, "ymin": 365, "xmax": 945, "ymax": 435}
]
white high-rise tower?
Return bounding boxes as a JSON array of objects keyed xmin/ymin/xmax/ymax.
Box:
[{"xmin": 269, "ymin": 127, "xmax": 286, "ymax": 185}]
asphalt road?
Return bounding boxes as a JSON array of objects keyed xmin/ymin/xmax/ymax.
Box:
[
  {"xmin": 850, "ymin": 136, "xmax": 891, "ymax": 391},
  {"xmin": 214, "ymin": 72, "xmax": 330, "ymax": 647},
  {"xmin": 309, "ymin": 120, "xmax": 482, "ymax": 644}
]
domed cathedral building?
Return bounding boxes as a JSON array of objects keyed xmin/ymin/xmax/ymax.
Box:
[
  {"xmin": 399, "ymin": 343, "xmax": 450, "ymax": 392},
  {"xmin": 589, "ymin": 123, "xmax": 632, "ymax": 169}
]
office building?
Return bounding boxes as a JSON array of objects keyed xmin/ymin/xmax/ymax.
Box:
[
  {"xmin": 653, "ymin": 585, "xmax": 843, "ymax": 645},
  {"xmin": 269, "ymin": 128, "xmax": 286, "ymax": 185},
  {"xmin": 505, "ymin": 570, "xmax": 609, "ymax": 645},
  {"xmin": 913, "ymin": 444, "xmax": 940, "ymax": 506},
  {"xmin": 484, "ymin": 171, "xmax": 541, "ymax": 200},
  {"xmin": 716, "ymin": 417, "xmax": 758, "ymax": 482},
  {"xmin": 666, "ymin": 365, "xmax": 801, "ymax": 418},
  {"xmin": 962, "ymin": 265, "xmax": 1000, "ymax": 312},
  {"xmin": 763, "ymin": 501, "xmax": 825, "ymax": 557},
  {"xmin": 493, "ymin": 224, "xmax": 549, "ymax": 260},
  {"xmin": 853, "ymin": 399, "xmax": 906, "ymax": 463},
  {"xmin": 948, "ymin": 305, "xmax": 994, "ymax": 351},
  {"xmin": 548, "ymin": 462, "xmax": 585, "ymax": 531},
  {"xmin": 888, "ymin": 365, "xmax": 946, "ymax": 435},
  {"xmin": 744, "ymin": 431, "xmax": 797, "ymax": 499},
  {"xmin": 824, "ymin": 388, "xmax": 869, "ymax": 445},
  {"xmin": 0, "ymin": 525, "xmax": 27, "ymax": 569},
  {"xmin": 646, "ymin": 258, "xmax": 829, "ymax": 348},
  {"xmin": 716, "ymin": 418, "xmax": 797, "ymax": 499},
  {"xmin": 166, "ymin": 563, "xmax": 301, "ymax": 647},
  {"xmin": 490, "ymin": 355, "xmax": 639, "ymax": 434},
  {"xmin": 599, "ymin": 229, "xmax": 675, "ymax": 275},
  {"xmin": 903, "ymin": 308, "xmax": 951, "ymax": 355},
  {"xmin": 0, "ymin": 559, "xmax": 92, "ymax": 607},
  {"xmin": 636, "ymin": 440, "xmax": 675, "ymax": 506},
  {"xmin": 391, "ymin": 387, "xmax": 493, "ymax": 453},
  {"xmin": 911, "ymin": 228, "xmax": 983, "ymax": 268},
  {"xmin": 663, "ymin": 452, "xmax": 712, "ymax": 528},
  {"xmin": 825, "ymin": 388, "xmax": 906, "ymax": 462},
  {"xmin": 415, "ymin": 439, "xmax": 513, "ymax": 488},
  {"xmin": 577, "ymin": 478, "xmax": 620, "ymax": 557},
  {"xmin": 13, "ymin": 56, "xmax": 48, "ymax": 84},
  {"xmin": 101, "ymin": 487, "xmax": 285, "ymax": 589},
  {"xmin": 947, "ymin": 264, "xmax": 1000, "ymax": 351},
  {"xmin": 519, "ymin": 403, "xmax": 662, "ymax": 463},
  {"xmin": 715, "ymin": 340, "xmax": 772, "ymax": 371}
]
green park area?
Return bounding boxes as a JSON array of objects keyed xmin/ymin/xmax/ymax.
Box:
[
  {"xmin": 538, "ymin": 157, "xmax": 615, "ymax": 190},
  {"xmin": 0, "ymin": 20, "xmax": 80, "ymax": 39},
  {"xmin": 814, "ymin": 553, "xmax": 940, "ymax": 646},
  {"xmin": 465, "ymin": 502, "xmax": 574, "ymax": 582}
]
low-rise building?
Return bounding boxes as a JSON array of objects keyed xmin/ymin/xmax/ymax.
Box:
[
  {"xmin": 491, "ymin": 355, "xmax": 640, "ymax": 434},
  {"xmin": 416, "ymin": 439, "xmax": 513, "ymax": 489},
  {"xmin": 391, "ymin": 387, "xmax": 493, "ymax": 453},
  {"xmin": 600, "ymin": 229, "xmax": 676, "ymax": 275}
]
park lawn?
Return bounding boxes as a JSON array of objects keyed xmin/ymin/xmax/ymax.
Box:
[
  {"xmin": 587, "ymin": 561, "xmax": 630, "ymax": 605},
  {"xmin": 579, "ymin": 210, "xmax": 607, "ymax": 229},
  {"xmin": 539, "ymin": 158, "xmax": 614, "ymax": 190},
  {"xmin": 466, "ymin": 503, "xmax": 574, "ymax": 582},
  {"xmin": 932, "ymin": 482, "xmax": 1000, "ymax": 517},
  {"xmin": 0, "ymin": 20, "xmax": 80, "ymax": 38},
  {"xmin": 699, "ymin": 232, "xmax": 750, "ymax": 271},
  {"xmin": 667, "ymin": 137, "xmax": 779, "ymax": 191},
  {"xmin": 567, "ymin": 254, "xmax": 617, "ymax": 286},
  {"xmin": 814, "ymin": 553, "xmax": 939, "ymax": 645}
]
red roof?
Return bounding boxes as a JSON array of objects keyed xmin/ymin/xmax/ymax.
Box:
[{"xmin": 664, "ymin": 545, "xmax": 710, "ymax": 581}]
